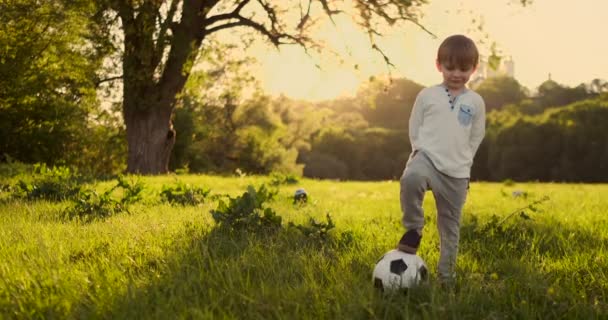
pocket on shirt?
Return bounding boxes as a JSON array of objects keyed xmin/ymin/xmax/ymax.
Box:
[{"xmin": 457, "ymin": 105, "xmax": 474, "ymax": 126}]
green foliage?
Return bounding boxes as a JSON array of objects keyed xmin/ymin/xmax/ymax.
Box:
[
  {"xmin": 170, "ymin": 51, "xmax": 423, "ymax": 180},
  {"xmin": 269, "ymin": 172, "xmax": 300, "ymax": 186},
  {"xmin": 462, "ymin": 195, "xmax": 552, "ymax": 262},
  {"xmin": 494, "ymin": 195, "xmax": 550, "ymax": 226},
  {"xmin": 475, "ymin": 76, "xmax": 527, "ymax": 112},
  {"xmin": 0, "ymin": 0, "xmax": 117, "ymax": 172},
  {"xmin": 537, "ymin": 79, "xmax": 590, "ymax": 109},
  {"xmin": 502, "ymin": 179, "xmax": 515, "ymax": 187},
  {"xmin": 160, "ymin": 181, "xmax": 210, "ymax": 206},
  {"xmin": 68, "ymin": 189, "xmax": 125, "ymax": 221},
  {"xmin": 115, "ymin": 175, "xmax": 146, "ymax": 205},
  {"xmin": 12, "ymin": 164, "xmax": 81, "ymax": 201},
  {"xmin": 302, "ymin": 127, "xmax": 409, "ymax": 180},
  {"xmin": 170, "ymin": 47, "xmax": 302, "ymax": 176},
  {"xmin": 0, "ymin": 156, "xmax": 32, "ymax": 178},
  {"xmin": 67, "ymin": 176, "xmax": 146, "ymax": 221},
  {"xmin": 210, "ymin": 184, "xmax": 351, "ymax": 249},
  {"xmin": 474, "ymin": 96, "xmax": 608, "ymax": 182},
  {"xmin": 289, "ymin": 213, "xmax": 335, "ymax": 240},
  {"xmin": 72, "ymin": 107, "xmax": 127, "ymax": 176},
  {"xmin": 356, "ymin": 78, "xmax": 424, "ymax": 130},
  {"xmin": 210, "ymin": 185, "xmax": 281, "ymax": 232}
]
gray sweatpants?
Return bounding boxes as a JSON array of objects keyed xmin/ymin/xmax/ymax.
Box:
[{"xmin": 400, "ymin": 151, "xmax": 469, "ymax": 279}]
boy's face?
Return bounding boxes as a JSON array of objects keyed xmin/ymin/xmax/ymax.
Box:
[{"xmin": 436, "ymin": 61, "xmax": 476, "ymax": 90}]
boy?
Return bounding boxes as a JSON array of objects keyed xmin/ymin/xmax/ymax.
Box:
[{"xmin": 397, "ymin": 34, "xmax": 486, "ymax": 283}]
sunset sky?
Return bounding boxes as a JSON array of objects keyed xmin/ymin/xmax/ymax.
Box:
[{"xmin": 252, "ymin": 0, "xmax": 608, "ymax": 101}]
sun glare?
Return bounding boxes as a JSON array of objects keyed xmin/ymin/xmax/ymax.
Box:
[
  {"xmin": 253, "ymin": 0, "xmax": 608, "ymax": 102},
  {"xmin": 257, "ymin": 46, "xmax": 363, "ymax": 101}
]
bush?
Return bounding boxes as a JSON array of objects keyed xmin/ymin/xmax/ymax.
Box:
[
  {"xmin": 68, "ymin": 189, "xmax": 125, "ymax": 221},
  {"xmin": 66, "ymin": 176, "xmax": 145, "ymax": 221},
  {"xmin": 210, "ymin": 185, "xmax": 281, "ymax": 232},
  {"xmin": 160, "ymin": 181, "xmax": 210, "ymax": 206},
  {"xmin": 13, "ymin": 164, "xmax": 82, "ymax": 201},
  {"xmin": 269, "ymin": 172, "xmax": 299, "ymax": 186},
  {"xmin": 210, "ymin": 185, "xmax": 353, "ymax": 247},
  {"xmin": 288, "ymin": 213, "xmax": 335, "ymax": 240}
]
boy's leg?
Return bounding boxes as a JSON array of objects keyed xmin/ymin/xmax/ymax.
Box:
[
  {"xmin": 398, "ymin": 153, "xmax": 431, "ymax": 252},
  {"xmin": 431, "ymin": 176, "xmax": 468, "ymax": 281}
]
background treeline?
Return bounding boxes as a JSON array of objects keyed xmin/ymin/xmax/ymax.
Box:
[
  {"xmin": 2, "ymin": 1, "xmax": 607, "ymax": 182},
  {"xmin": 161, "ymin": 71, "xmax": 608, "ymax": 182}
]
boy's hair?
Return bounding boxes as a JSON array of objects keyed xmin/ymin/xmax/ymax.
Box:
[{"xmin": 437, "ymin": 35, "xmax": 479, "ymax": 70}]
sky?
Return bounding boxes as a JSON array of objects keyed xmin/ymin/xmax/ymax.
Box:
[{"xmin": 251, "ymin": 0, "xmax": 608, "ymax": 101}]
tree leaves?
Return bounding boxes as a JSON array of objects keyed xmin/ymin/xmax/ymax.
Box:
[{"xmin": 0, "ymin": 0, "xmax": 120, "ymax": 172}]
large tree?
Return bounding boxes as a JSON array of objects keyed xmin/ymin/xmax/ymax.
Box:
[
  {"xmin": 101, "ymin": 0, "xmax": 431, "ymax": 174},
  {"xmin": 0, "ymin": 0, "xmax": 112, "ymax": 167}
]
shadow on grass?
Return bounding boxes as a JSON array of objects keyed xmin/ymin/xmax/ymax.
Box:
[
  {"xmin": 72, "ymin": 222, "xmax": 371, "ymax": 319},
  {"xmin": 455, "ymin": 216, "xmax": 608, "ymax": 318},
  {"xmin": 68, "ymin": 214, "xmax": 608, "ymax": 320}
]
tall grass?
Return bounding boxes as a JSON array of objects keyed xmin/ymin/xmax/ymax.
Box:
[{"xmin": 0, "ymin": 175, "xmax": 606, "ymax": 319}]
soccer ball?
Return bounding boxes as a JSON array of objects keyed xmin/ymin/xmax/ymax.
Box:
[
  {"xmin": 293, "ymin": 188, "xmax": 308, "ymax": 203},
  {"xmin": 373, "ymin": 249, "xmax": 428, "ymax": 291}
]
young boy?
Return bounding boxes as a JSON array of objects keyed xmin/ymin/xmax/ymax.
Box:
[{"xmin": 397, "ymin": 35, "xmax": 486, "ymax": 283}]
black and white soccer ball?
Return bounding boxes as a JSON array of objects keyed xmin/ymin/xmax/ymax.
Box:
[
  {"xmin": 293, "ymin": 188, "xmax": 308, "ymax": 203},
  {"xmin": 373, "ymin": 249, "xmax": 428, "ymax": 291}
]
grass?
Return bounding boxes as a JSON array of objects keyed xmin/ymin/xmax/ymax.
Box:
[{"xmin": 0, "ymin": 174, "xmax": 607, "ymax": 319}]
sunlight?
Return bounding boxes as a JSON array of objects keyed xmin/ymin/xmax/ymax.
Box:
[
  {"xmin": 257, "ymin": 46, "xmax": 363, "ymax": 101},
  {"xmin": 253, "ymin": 0, "xmax": 608, "ymax": 101}
]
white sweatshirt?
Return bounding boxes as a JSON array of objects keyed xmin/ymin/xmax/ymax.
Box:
[{"xmin": 409, "ymin": 84, "xmax": 486, "ymax": 178}]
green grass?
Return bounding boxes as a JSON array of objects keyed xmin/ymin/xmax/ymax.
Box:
[{"xmin": 1, "ymin": 175, "xmax": 607, "ymax": 319}]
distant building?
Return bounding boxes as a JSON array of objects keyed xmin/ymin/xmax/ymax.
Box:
[{"xmin": 469, "ymin": 56, "xmax": 515, "ymax": 88}]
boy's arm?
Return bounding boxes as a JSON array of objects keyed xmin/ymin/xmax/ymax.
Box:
[
  {"xmin": 469, "ymin": 97, "xmax": 486, "ymax": 155},
  {"xmin": 409, "ymin": 93, "xmax": 425, "ymax": 151}
]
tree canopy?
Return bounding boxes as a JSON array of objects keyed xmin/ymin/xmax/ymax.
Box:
[
  {"xmin": 95, "ymin": 0, "xmax": 430, "ymax": 174},
  {"xmin": 0, "ymin": 0, "xmax": 117, "ymax": 170}
]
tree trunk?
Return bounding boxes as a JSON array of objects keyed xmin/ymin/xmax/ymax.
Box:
[
  {"xmin": 124, "ymin": 104, "xmax": 175, "ymax": 174},
  {"xmin": 116, "ymin": 0, "xmax": 209, "ymax": 174}
]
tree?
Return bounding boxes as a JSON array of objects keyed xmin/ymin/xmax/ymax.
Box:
[
  {"xmin": 301, "ymin": 127, "xmax": 410, "ymax": 180},
  {"xmin": 587, "ymin": 78, "xmax": 608, "ymax": 95},
  {"xmin": 536, "ymin": 79, "xmax": 589, "ymax": 109},
  {"xmin": 356, "ymin": 77, "xmax": 424, "ymax": 130},
  {"xmin": 0, "ymin": 0, "xmax": 113, "ymax": 169},
  {"xmin": 100, "ymin": 0, "xmax": 430, "ymax": 174},
  {"xmin": 172, "ymin": 74, "xmax": 303, "ymax": 175},
  {"xmin": 474, "ymin": 76, "xmax": 527, "ymax": 112},
  {"xmin": 478, "ymin": 95, "xmax": 608, "ymax": 182}
]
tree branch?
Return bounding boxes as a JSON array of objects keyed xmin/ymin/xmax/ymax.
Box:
[
  {"xmin": 204, "ymin": 0, "xmax": 251, "ymax": 27},
  {"xmin": 255, "ymin": 0, "xmax": 278, "ymax": 30},
  {"xmin": 296, "ymin": 0, "xmax": 313, "ymax": 30},
  {"xmin": 205, "ymin": 19, "xmax": 279, "ymax": 46},
  {"xmin": 205, "ymin": 14, "xmax": 311, "ymax": 48},
  {"xmin": 318, "ymin": 0, "xmax": 342, "ymax": 16},
  {"xmin": 204, "ymin": 0, "xmax": 318, "ymax": 49},
  {"xmin": 359, "ymin": 0, "xmax": 435, "ymax": 37},
  {"xmin": 95, "ymin": 75, "xmax": 123, "ymax": 86},
  {"xmin": 153, "ymin": 0, "xmax": 180, "ymax": 68}
]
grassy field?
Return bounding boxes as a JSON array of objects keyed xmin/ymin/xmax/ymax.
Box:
[{"xmin": 0, "ymin": 174, "xmax": 607, "ymax": 319}]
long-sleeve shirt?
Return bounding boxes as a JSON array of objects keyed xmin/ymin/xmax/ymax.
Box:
[{"xmin": 409, "ymin": 84, "xmax": 486, "ymax": 178}]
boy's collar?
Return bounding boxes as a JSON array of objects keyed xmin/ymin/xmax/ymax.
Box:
[{"xmin": 438, "ymin": 83, "xmax": 468, "ymax": 95}]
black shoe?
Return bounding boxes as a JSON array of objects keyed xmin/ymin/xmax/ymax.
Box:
[{"xmin": 397, "ymin": 230, "xmax": 421, "ymax": 254}]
